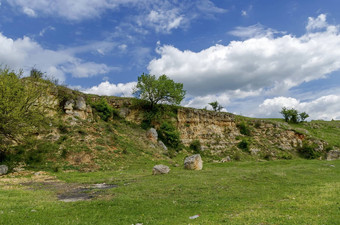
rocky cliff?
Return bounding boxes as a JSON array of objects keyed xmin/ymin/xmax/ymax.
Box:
[{"xmin": 43, "ymin": 86, "xmax": 328, "ymax": 160}]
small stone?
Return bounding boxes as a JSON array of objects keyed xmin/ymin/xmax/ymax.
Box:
[
  {"xmin": 184, "ymin": 154, "xmax": 203, "ymax": 170},
  {"xmin": 152, "ymin": 165, "xmax": 170, "ymax": 175},
  {"xmin": 146, "ymin": 128, "xmax": 158, "ymax": 142},
  {"xmin": 158, "ymin": 140, "xmax": 168, "ymax": 151},
  {"xmin": 0, "ymin": 165, "xmax": 8, "ymax": 175},
  {"xmin": 221, "ymin": 156, "xmax": 231, "ymax": 163}
]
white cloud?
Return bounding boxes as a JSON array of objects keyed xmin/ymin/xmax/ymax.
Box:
[
  {"xmin": 183, "ymin": 94, "xmax": 230, "ymax": 111},
  {"xmin": 241, "ymin": 10, "xmax": 247, "ymax": 16},
  {"xmin": 6, "ymin": 0, "xmax": 225, "ymax": 33},
  {"xmin": 6, "ymin": 0, "xmax": 124, "ymax": 21},
  {"xmin": 229, "ymin": 24, "xmax": 282, "ymax": 39},
  {"xmin": 83, "ymin": 81, "xmax": 136, "ymax": 97},
  {"xmin": 258, "ymin": 95, "xmax": 340, "ymax": 120},
  {"xmin": 148, "ymin": 14, "xmax": 340, "ymax": 99},
  {"xmin": 144, "ymin": 9, "xmax": 184, "ymax": 33},
  {"xmin": 39, "ymin": 26, "xmax": 55, "ymax": 36},
  {"xmin": 0, "ymin": 33, "xmax": 113, "ymax": 81},
  {"xmin": 22, "ymin": 7, "xmax": 36, "ymax": 17},
  {"xmin": 306, "ymin": 14, "xmax": 328, "ymax": 32}
]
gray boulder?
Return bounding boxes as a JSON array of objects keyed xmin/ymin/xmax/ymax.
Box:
[
  {"xmin": 146, "ymin": 128, "xmax": 158, "ymax": 142},
  {"xmin": 0, "ymin": 165, "xmax": 8, "ymax": 175},
  {"xmin": 184, "ymin": 154, "xmax": 203, "ymax": 170},
  {"xmin": 327, "ymin": 150, "xmax": 340, "ymax": 161},
  {"xmin": 152, "ymin": 165, "xmax": 170, "ymax": 175},
  {"xmin": 75, "ymin": 96, "xmax": 86, "ymax": 111}
]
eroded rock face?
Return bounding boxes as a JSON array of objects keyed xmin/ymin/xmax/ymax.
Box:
[
  {"xmin": 184, "ymin": 154, "xmax": 203, "ymax": 170},
  {"xmin": 0, "ymin": 165, "xmax": 8, "ymax": 175},
  {"xmin": 152, "ymin": 165, "xmax": 170, "ymax": 175},
  {"xmin": 327, "ymin": 150, "xmax": 340, "ymax": 161}
]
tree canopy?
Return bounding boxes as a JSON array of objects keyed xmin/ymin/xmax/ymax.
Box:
[
  {"xmin": 133, "ymin": 73, "xmax": 186, "ymax": 108},
  {"xmin": 280, "ymin": 107, "xmax": 309, "ymax": 123},
  {"xmin": 0, "ymin": 67, "xmax": 49, "ymax": 147},
  {"xmin": 209, "ymin": 101, "xmax": 223, "ymax": 112}
]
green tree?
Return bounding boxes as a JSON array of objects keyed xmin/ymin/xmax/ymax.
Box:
[
  {"xmin": 30, "ymin": 68, "xmax": 44, "ymax": 79},
  {"xmin": 0, "ymin": 67, "xmax": 48, "ymax": 147},
  {"xmin": 280, "ymin": 107, "xmax": 309, "ymax": 123},
  {"xmin": 209, "ymin": 101, "xmax": 223, "ymax": 112},
  {"xmin": 299, "ymin": 112, "xmax": 309, "ymax": 122},
  {"xmin": 133, "ymin": 74, "xmax": 186, "ymax": 109}
]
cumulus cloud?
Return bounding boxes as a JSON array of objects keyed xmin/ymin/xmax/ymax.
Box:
[
  {"xmin": 258, "ymin": 95, "xmax": 340, "ymax": 120},
  {"xmin": 83, "ymin": 81, "xmax": 136, "ymax": 97},
  {"xmin": 148, "ymin": 14, "xmax": 340, "ymax": 99},
  {"xmin": 0, "ymin": 33, "xmax": 113, "ymax": 81},
  {"xmin": 183, "ymin": 94, "xmax": 230, "ymax": 111}
]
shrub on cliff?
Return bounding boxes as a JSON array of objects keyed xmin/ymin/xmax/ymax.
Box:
[
  {"xmin": 298, "ymin": 141, "xmax": 321, "ymax": 159},
  {"xmin": 190, "ymin": 140, "xmax": 202, "ymax": 154},
  {"xmin": 91, "ymin": 98, "xmax": 114, "ymax": 121},
  {"xmin": 157, "ymin": 122, "xmax": 181, "ymax": 150}
]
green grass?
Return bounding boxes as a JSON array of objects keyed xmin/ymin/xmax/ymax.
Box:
[{"xmin": 1, "ymin": 160, "xmax": 339, "ymax": 224}]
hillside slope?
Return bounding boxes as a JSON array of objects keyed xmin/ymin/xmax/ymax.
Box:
[{"xmin": 1, "ymin": 83, "xmax": 339, "ymax": 172}]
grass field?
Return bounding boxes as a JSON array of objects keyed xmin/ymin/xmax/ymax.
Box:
[{"xmin": 1, "ymin": 159, "xmax": 339, "ymax": 224}]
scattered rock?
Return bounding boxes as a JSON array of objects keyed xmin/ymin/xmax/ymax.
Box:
[
  {"xmin": 221, "ymin": 156, "xmax": 231, "ymax": 163},
  {"xmin": 64, "ymin": 99, "xmax": 75, "ymax": 111},
  {"xmin": 0, "ymin": 165, "xmax": 8, "ymax": 175},
  {"xmin": 74, "ymin": 96, "xmax": 86, "ymax": 111},
  {"xmin": 152, "ymin": 165, "xmax": 170, "ymax": 175},
  {"xmin": 146, "ymin": 128, "xmax": 158, "ymax": 142},
  {"xmin": 250, "ymin": 148, "xmax": 260, "ymax": 155},
  {"xmin": 184, "ymin": 154, "xmax": 203, "ymax": 170},
  {"xmin": 158, "ymin": 140, "xmax": 168, "ymax": 151},
  {"xmin": 327, "ymin": 150, "xmax": 340, "ymax": 161}
]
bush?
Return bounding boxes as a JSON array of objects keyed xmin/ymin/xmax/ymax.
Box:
[
  {"xmin": 237, "ymin": 139, "xmax": 250, "ymax": 152},
  {"xmin": 157, "ymin": 122, "xmax": 181, "ymax": 150},
  {"xmin": 237, "ymin": 121, "xmax": 251, "ymax": 136},
  {"xmin": 91, "ymin": 98, "xmax": 114, "ymax": 121},
  {"xmin": 190, "ymin": 140, "xmax": 201, "ymax": 154},
  {"xmin": 298, "ymin": 141, "xmax": 321, "ymax": 159}
]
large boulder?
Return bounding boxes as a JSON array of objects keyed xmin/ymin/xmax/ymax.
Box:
[
  {"xmin": 146, "ymin": 128, "xmax": 158, "ymax": 142},
  {"xmin": 184, "ymin": 154, "xmax": 203, "ymax": 170},
  {"xmin": 327, "ymin": 150, "xmax": 340, "ymax": 161},
  {"xmin": 152, "ymin": 165, "xmax": 170, "ymax": 175},
  {"xmin": 0, "ymin": 165, "xmax": 8, "ymax": 175}
]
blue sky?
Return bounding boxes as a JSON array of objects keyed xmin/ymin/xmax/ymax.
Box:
[{"xmin": 1, "ymin": 0, "xmax": 340, "ymax": 120}]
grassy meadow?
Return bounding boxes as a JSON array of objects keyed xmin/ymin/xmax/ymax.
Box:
[{"xmin": 0, "ymin": 159, "xmax": 339, "ymax": 224}]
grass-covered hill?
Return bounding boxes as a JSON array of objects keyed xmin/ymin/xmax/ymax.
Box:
[{"xmin": 0, "ymin": 75, "xmax": 339, "ymax": 173}]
